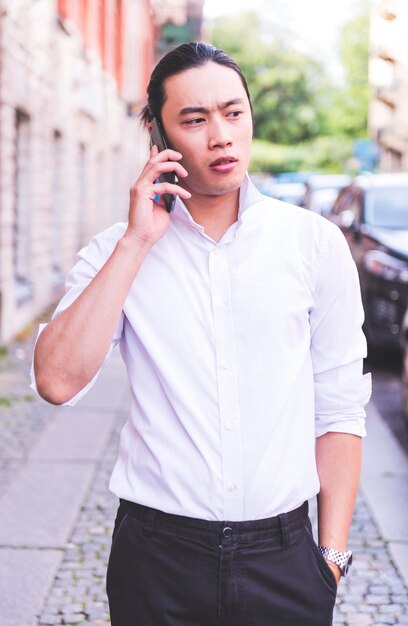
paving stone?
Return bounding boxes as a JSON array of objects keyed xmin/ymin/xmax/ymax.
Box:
[
  {"xmin": 39, "ymin": 615, "xmax": 63, "ymax": 626},
  {"xmin": 365, "ymin": 594, "xmax": 390, "ymax": 604},
  {"xmin": 0, "ymin": 462, "xmax": 97, "ymax": 547},
  {"xmin": 379, "ymin": 603, "xmax": 402, "ymax": 613},
  {"xmin": 60, "ymin": 613, "xmax": 85, "ymax": 623},
  {"xmin": 0, "ymin": 548, "xmax": 62, "ymax": 626},
  {"xmin": 391, "ymin": 593, "xmax": 408, "ymax": 602},
  {"xmin": 28, "ymin": 409, "xmax": 117, "ymax": 462},
  {"xmin": 357, "ymin": 605, "xmax": 376, "ymax": 613},
  {"xmin": 346, "ymin": 614, "xmax": 373, "ymax": 624}
]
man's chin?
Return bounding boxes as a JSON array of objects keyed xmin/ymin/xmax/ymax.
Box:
[{"xmin": 197, "ymin": 174, "xmax": 245, "ymax": 197}]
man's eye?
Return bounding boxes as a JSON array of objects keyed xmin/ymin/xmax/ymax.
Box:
[
  {"xmin": 228, "ymin": 110, "xmax": 243, "ymax": 118},
  {"xmin": 185, "ymin": 118, "xmax": 204, "ymax": 126}
]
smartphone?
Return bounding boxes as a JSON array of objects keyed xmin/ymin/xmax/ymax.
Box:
[{"xmin": 150, "ymin": 117, "xmax": 177, "ymax": 213}]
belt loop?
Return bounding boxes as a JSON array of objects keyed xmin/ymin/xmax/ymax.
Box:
[
  {"xmin": 278, "ymin": 512, "xmax": 290, "ymax": 547},
  {"xmin": 143, "ymin": 507, "xmax": 157, "ymax": 537}
]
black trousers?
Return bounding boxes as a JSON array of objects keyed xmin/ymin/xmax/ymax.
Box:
[{"xmin": 106, "ymin": 499, "xmax": 337, "ymax": 626}]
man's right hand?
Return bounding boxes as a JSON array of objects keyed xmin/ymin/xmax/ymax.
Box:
[
  {"xmin": 124, "ymin": 144, "xmax": 191, "ymax": 248},
  {"xmin": 34, "ymin": 147, "xmax": 191, "ymax": 405}
]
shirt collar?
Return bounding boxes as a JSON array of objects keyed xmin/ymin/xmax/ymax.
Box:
[{"xmin": 172, "ymin": 173, "xmax": 265, "ymax": 229}]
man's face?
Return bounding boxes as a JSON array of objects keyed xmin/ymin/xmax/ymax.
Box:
[{"xmin": 160, "ymin": 62, "xmax": 253, "ymax": 199}]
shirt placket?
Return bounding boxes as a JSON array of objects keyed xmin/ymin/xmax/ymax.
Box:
[{"xmin": 209, "ymin": 245, "xmax": 244, "ymax": 520}]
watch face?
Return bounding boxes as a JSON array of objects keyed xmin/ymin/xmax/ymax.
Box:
[{"xmin": 343, "ymin": 553, "xmax": 353, "ymax": 575}]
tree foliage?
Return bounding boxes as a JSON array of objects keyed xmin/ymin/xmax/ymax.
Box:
[
  {"xmin": 212, "ymin": 12, "xmax": 326, "ymax": 145},
  {"xmin": 250, "ymin": 137, "xmax": 354, "ymax": 175},
  {"xmin": 211, "ymin": 0, "xmax": 370, "ymax": 151},
  {"xmin": 322, "ymin": 0, "xmax": 370, "ymax": 138}
]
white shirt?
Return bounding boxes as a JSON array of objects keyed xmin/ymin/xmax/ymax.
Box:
[{"xmin": 31, "ymin": 175, "xmax": 371, "ymax": 521}]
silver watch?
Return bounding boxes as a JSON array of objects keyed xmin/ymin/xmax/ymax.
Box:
[{"xmin": 319, "ymin": 546, "xmax": 353, "ymax": 576}]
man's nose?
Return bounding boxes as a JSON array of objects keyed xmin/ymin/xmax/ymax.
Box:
[{"xmin": 208, "ymin": 119, "xmax": 232, "ymax": 149}]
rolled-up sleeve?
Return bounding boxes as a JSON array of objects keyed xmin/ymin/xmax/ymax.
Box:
[
  {"xmin": 310, "ymin": 224, "xmax": 372, "ymax": 438},
  {"xmin": 30, "ymin": 227, "xmax": 125, "ymax": 406}
]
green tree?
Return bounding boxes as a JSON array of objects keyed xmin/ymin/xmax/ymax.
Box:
[
  {"xmin": 212, "ymin": 11, "xmax": 327, "ymax": 145},
  {"xmin": 210, "ymin": 1, "xmax": 370, "ymax": 173},
  {"xmin": 322, "ymin": 0, "xmax": 370, "ymax": 138}
]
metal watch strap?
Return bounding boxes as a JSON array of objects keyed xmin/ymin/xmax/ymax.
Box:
[{"xmin": 319, "ymin": 546, "xmax": 353, "ymax": 576}]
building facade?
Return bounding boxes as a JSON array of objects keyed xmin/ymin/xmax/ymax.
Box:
[
  {"xmin": 0, "ymin": 0, "xmax": 156, "ymax": 344},
  {"xmin": 151, "ymin": 0, "xmax": 204, "ymax": 55},
  {"xmin": 369, "ymin": 0, "xmax": 408, "ymax": 171}
]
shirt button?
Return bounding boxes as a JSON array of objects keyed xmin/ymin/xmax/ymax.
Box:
[
  {"xmin": 221, "ymin": 362, "xmax": 230, "ymax": 370},
  {"xmin": 227, "ymin": 483, "xmax": 238, "ymax": 492},
  {"xmin": 213, "ymin": 248, "xmax": 221, "ymax": 255},
  {"xmin": 214, "ymin": 300, "xmax": 225, "ymax": 311},
  {"xmin": 225, "ymin": 421, "xmax": 235, "ymax": 431}
]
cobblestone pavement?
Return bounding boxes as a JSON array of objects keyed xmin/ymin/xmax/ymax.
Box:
[{"xmin": 1, "ymin": 325, "xmax": 408, "ymax": 626}]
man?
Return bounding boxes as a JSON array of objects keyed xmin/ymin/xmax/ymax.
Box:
[{"xmin": 32, "ymin": 42, "xmax": 371, "ymax": 626}]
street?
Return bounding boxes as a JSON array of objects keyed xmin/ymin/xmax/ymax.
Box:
[
  {"xmin": 368, "ymin": 352, "xmax": 408, "ymax": 455},
  {"xmin": 0, "ymin": 329, "xmax": 408, "ymax": 626}
]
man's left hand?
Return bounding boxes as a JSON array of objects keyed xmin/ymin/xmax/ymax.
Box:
[{"xmin": 326, "ymin": 561, "xmax": 341, "ymax": 585}]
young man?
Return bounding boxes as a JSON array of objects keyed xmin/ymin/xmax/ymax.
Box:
[{"xmin": 33, "ymin": 42, "xmax": 371, "ymax": 626}]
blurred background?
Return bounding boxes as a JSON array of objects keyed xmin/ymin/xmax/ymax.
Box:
[{"xmin": 1, "ymin": 2, "xmax": 408, "ymax": 625}]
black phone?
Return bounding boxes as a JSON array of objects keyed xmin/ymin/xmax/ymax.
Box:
[{"xmin": 150, "ymin": 117, "xmax": 177, "ymax": 213}]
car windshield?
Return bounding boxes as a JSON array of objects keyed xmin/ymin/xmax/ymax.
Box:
[
  {"xmin": 365, "ymin": 186, "xmax": 408, "ymax": 229},
  {"xmin": 311, "ymin": 188, "xmax": 339, "ymax": 215}
]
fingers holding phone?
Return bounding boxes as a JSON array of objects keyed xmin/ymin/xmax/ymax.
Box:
[
  {"xmin": 144, "ymin": 146, "xmax": 190, "ymax": 205},
  {"xmin": 126, "ymin": 145, "xmax": 190, "ymax": 247}
]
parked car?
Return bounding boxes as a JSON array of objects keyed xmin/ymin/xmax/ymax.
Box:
[
  {"xmin": 250, "ymin": 173, "xmax": 276, "ymax": 194},
  {"xmin": 275, "ymin": 171, "xmax": 317, "ymax": 184},
  {"xmin": 262, "ymin": 181, "xmax": 306, "ymax": 206},
  {"xmin": 327, "ymin": 173, "xmax": 408, "ymax": 351},
  {"xmin": 303, "ymin": 174, "xmax": 352, "ymax": 216},
  {"xmin": 401, "ymin": 308, "xmax": 408, "ymax": 419}
]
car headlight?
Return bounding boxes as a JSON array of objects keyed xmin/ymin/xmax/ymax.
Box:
[{"xmin": 364, "ymin": 250, "xmax": 408, "ymax": 283}]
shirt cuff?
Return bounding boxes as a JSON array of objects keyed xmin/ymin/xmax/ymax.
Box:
[
  {"xmin": 314, "ymin": 372, "xmax": 371, "ymax": 438},
  {"xmin": 315, "ymin": 411, "xmax": 367, "ymax": 438}
]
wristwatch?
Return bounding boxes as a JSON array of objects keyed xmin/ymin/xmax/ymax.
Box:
[{"xmin": 319, "ymin": 546, "xmax": 353, "ymax": 576}]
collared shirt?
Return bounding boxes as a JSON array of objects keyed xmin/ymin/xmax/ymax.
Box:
[{"xmin": 31, "ymin": 175, "xmax": 371, "ymax": 521}]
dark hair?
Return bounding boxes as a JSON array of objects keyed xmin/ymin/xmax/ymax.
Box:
[{"xmin": 140, "ymin": 41, "xmax": 253, "ymax": 127}]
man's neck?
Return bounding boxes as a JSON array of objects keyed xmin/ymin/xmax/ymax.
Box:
[{"xmin": 184, "ymin": 188, "xmax": 240, "ymax": 243}]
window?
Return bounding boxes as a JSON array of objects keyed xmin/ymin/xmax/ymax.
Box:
[
  {"xmin": 78, "ymin": 143, "xmax": 87, "ymax": 249},
  {"xmin": 14, "ymin": 110, "xmax": 33, "ymax": 305},
  {"xmin": 51, "ymin": 131, "xmax": 64, "ymax": 288}
]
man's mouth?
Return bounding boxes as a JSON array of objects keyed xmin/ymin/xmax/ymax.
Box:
[
  {"xmin": 209, "ymin": 156, "xmax": 238, "ymax": 172},
  {"xmin": 210, "ymin": 156, "xmax": 238, "ymax": 167}
]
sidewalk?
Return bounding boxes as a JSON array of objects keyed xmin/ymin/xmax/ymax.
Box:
[{"xmin": 0, "ymin": 339, "xmax": 408, "ymax": 626}]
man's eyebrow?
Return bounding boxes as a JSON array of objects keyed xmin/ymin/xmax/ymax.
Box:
[{"xmin": 178, "ymin": 98, "xmax": 245, "ymax": 116}]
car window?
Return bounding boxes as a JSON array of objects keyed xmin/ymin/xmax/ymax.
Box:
[
  {"xmin": 310, "ymin": 188, "xmax": 340, "ymax": 215},
  {"xmin": 365, "ymin": 186, "xmax": 408, "ymax": 229}
]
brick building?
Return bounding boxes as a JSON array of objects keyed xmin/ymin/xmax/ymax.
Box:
[
  {"xmin": 369, "ymin": 0, "xmax": 408, "ymax": 171},
  {"xmin": 0, "ymin": 0, "xmax": 156, "ymax": 344}
]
